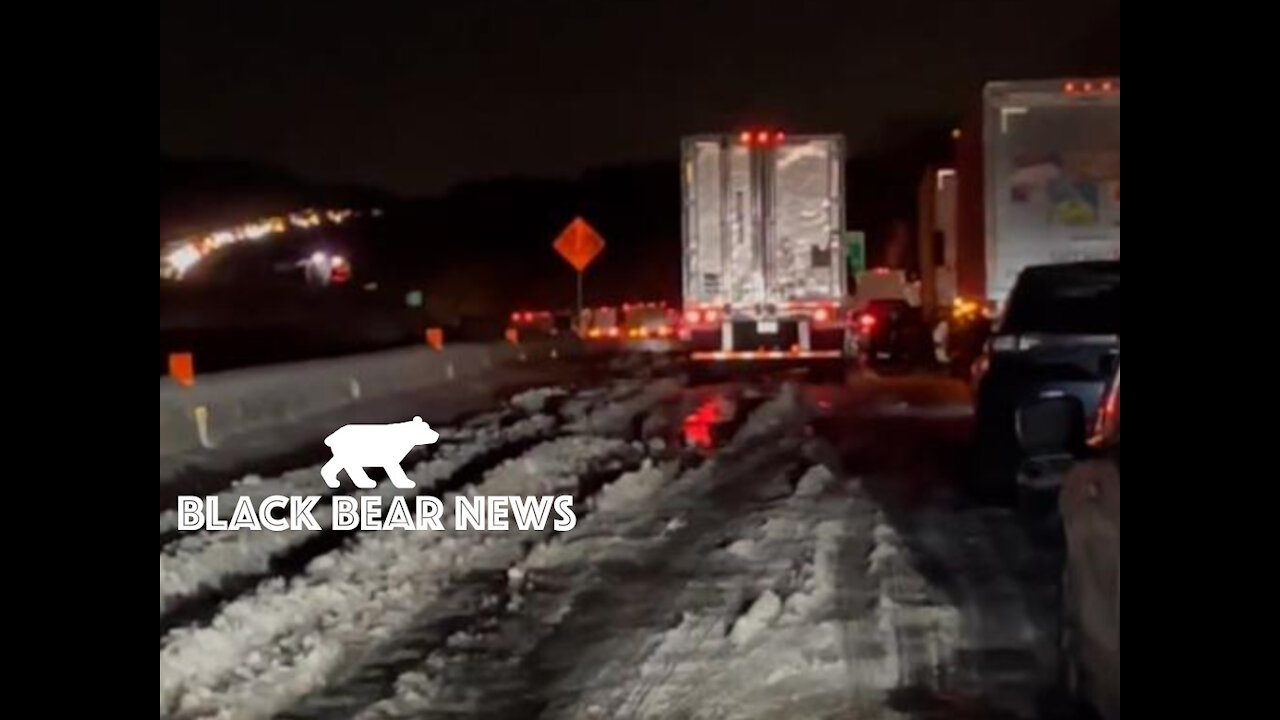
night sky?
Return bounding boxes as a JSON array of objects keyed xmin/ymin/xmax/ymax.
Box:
[{"xmin": 161, "ymin": 0, "xmax": 1120, "ymax": 197}]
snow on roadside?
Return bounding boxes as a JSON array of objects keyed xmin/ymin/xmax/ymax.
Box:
[
  {"xmin": 509, "ymin": 385, "xmax": 567, "ymax": 413},
  {"xmin": 354, "ymin": 392, "xmax": 827, "ymax": 720},
  {"xmin": 540, "ymin": 457, "xmax": 952, "ymax": 720},
  {"xmin": 793, "ymin": 464, "xmax": 835, "ymax": 497},
  {"xmin": 564, "ymin": 378, "xmax": 673, "ymax": 434},
  {"xmin": 590, "ymin": 459, "xmax": 667, "ymax": 514},
  {"xmin": 160, "ymin": 452, "xmax": 444, "ymax": 616},
  {"xmin": 160, "ymin": 468, "xmax": 319, "ymax": 535},
  {"xmin": 559, "ymin": 381, "xmax": 637, "ymax": 421},
  {"xmin": 158, "ymin": 414, "xmax": 555, "ymax": 617},
  {"xmin": 159, "ymin": 432, "xmax": 632, "ymax": 720}
]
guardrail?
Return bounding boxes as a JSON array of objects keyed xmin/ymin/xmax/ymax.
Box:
[{"xmin": 159, "ymin": 339, "xmax": 581, "ymax": 458}]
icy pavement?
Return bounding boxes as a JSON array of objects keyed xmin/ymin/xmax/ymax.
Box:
[{"xmin": 159, "ymin": 366, "xmax": 1063, "ymax": 720}]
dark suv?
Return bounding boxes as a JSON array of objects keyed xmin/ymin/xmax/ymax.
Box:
[{"xmin": 972, "ymin": 261, "xmax": 1120, "ymax": 501}]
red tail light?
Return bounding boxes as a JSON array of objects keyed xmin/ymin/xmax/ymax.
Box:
[
  {"xmin": 756, "ymin": 131, "xmax": 769, "ymax": 144},
  {"xmin": 685, "ymin": 310, "xmax": 700, "ymax": 324},
  {"xmin": 703, "ymin": 309, "xmax": 720, "ymax": 323},
  {"xmin": 740, "ymin": 131, "xmax": 751, "ymax": 144},
  {"xmin": 814, "ymin": 307, "xmax": 831, "ymax": 323},
  {"xmin": 510, "ymin": 312, "xmax": 520, "ymax": 322},
  {"xmin": 774, "ymin": 131, "xmax": 785, "ymax": 142},
  {"xmin": 858, "ymin": 313, "xmax": 876, "ymax": 330}
]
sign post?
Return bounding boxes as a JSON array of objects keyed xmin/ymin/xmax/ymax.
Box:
[
  {"xmin": 553, "ymin": 217, "xmax": 606, "ymax": 330},
  {"xmin": 845, "ymin": 231, "xmax": 866, "ymax": 277}
]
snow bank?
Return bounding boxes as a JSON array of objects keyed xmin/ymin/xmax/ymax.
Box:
[
  {"xmin": 158, "ymin": 414, "xmax": 559, "ymax": 617},
  {"xmin": 593, "ymin": 460, "xmax": 667, "ymax": 514},
  {"xmin": 160, "ymin": 468, "xmax": 316, "ymax": 535},
  {"xmin": 729, "ymin": 590, "xmax": 783, "ymax": 645},
  {"xmin": 566, "ymin": 378, "xmax": 679, "ymax": 436},
  {"xmin": 793, "ymin": 464, "xmax": 835, "ymax": 497},
  {"xmin": 160, "ymin": 433, "xmax": 630, "ymax": 719},
  {"xmin": 509, "ymin": 385, "xmax": 567, "ymax": 413}
]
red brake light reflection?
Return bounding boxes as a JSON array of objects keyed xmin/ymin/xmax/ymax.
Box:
[{"xmin": 682, "ymin": 399, "xmax": 724, "ymax": 450}]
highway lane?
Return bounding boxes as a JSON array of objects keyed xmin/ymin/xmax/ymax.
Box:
[{"xmin": 159, "ymin": 355, "xmax": 1071, "ymax": 720}]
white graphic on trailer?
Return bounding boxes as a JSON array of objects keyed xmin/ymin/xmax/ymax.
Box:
[{"xmin": 320, "ymin": 416, "xmax": 440, "ymax": 489}]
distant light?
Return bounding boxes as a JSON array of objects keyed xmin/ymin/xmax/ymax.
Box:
[
  {"xmin": 685, "ymin": 310, "xmax": 700, "ymax": 324},
  {"xmin": 1064, "ymin": 81, "xmax": 1077, "ymax": 93},
  {"xmin": 311, "ymin": 251, "xmax": 326, "ymax": 264},
  {"xmin": 331, "ymin": 255, "xmax": 345, "ymax": 266},
  {"xmin": 165, "ymin": 244, "xmax": 202, "ymax": 278},
  {"xmin": 950, "ymin": 128, "xmax": 961, "ymax": 140},
  {"xmin": 814, "ymin": 307, "xmax": 830, "ymax": 323},
  {"xmin": 756, "ymin": 131, "xmax": 769, "ymax": 144},
  {"xmin": 740, "ymin": 131, "xmax": 752, "ymax": 144},
  {"xmin": 1083, "ymin": 81, "xmax": 1094, "ymax": 92},
  {"xmin": 1102, "ymin": 80, "xmax": 1114, "ymax": 92},
  {"xmin": 774, "ymin": 131, "xmax": 786, "ymax": 142}
]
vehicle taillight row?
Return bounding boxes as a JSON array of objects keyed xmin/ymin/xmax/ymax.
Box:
[
  {"xmin": 627, "ymin": 326, "xmax": 674, "ymax": 339},
  {"xmin": 685, "ymin": 308, "xmax": 721, "ymax": 324},
  {"xmin": 739, "ymin": 130, "xmax": 786, "ymax": 145},
  {"xmin": 1063, "ymin": 79, "xmax": 1118, "ymax": 94}
]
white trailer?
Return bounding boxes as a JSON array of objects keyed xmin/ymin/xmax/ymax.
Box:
[
  {"xmin": 959, "ymin": 79, "xmax": 1121, "ymax": 308},
  {"xmin": 680, "ymin": 131, "xmax": 850, "ymax": 365}
]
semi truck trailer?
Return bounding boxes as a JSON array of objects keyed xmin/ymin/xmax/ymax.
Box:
[{"xmin": 680, "ymin": 131, "xmax": 851, "ymax": 372}]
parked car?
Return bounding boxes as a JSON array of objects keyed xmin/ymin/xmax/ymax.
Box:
[
  {"xmin": 853, "ymin": 299, "xmax": 931, "ymax": 368},
  {"xmin": 972, "ymin": 261, "xmax": 1120, "ymax": 502},
  {"xmin": 1015, "ymin": 362, "xmax": 1119, "ymax": 719}
]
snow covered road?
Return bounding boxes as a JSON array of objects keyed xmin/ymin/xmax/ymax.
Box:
[{"xmin": 159, "ymin": 359, "xmax": 1066, "ymax": 720}]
